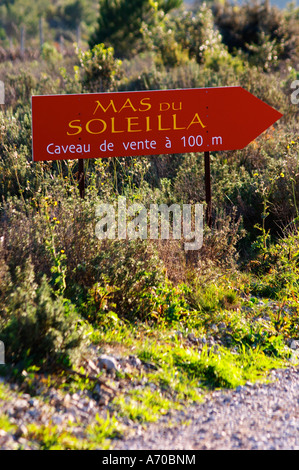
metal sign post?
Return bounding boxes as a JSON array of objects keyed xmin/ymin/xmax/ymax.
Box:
[
  {"xmin": 78, "ymin": 158, "xmax": 85, "ymax": 199},
  {"xmin": 204, "ymin": 151, "xmax": 212, "ymax": 228},
  {"xmin": 0, "ymin": 80, "xmax": 4, "ymax": 105}
]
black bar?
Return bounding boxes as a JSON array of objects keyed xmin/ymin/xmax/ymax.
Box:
[
  {"xmin": 204, "ymin": 151, "xmax": 212, "ymax": 228},
  {"xmin": 78, "ymin": 158, "xmax": 85, "ymax": 199}
]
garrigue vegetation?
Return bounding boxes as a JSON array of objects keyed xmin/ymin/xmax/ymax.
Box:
[{"xmin": 0, "ymin": 0, "xmax": 299, "ymax": 449}]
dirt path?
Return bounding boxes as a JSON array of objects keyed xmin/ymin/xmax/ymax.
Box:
[{"xmin": 114, "ymin": 366, "xmax": 299, "ymax": 450}]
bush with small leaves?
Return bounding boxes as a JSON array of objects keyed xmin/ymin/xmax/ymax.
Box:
[
  {"xmin": 0, "ymin": 260, "xmax": 87, "ymax": 369},
  {"xmin": 78, "ymin": 43, "xmax": 123, "ymax": 93}
]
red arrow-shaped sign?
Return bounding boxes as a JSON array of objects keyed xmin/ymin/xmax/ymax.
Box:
[{"xmin": 32, "ymin": 87, "xmax": 283, "ymax": 162}]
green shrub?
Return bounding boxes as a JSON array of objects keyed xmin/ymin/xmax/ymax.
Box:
[
  {"xmin": 172, "ymin": 153, "xmax": 206, "ymax": 204},
  {"xmin": 0, "ymin": 260, "xmax": 86, "ymax": 369},
  {"xmin": 41, "ymin": 42, "xmax": 63, "ymax": 66},
  {"xmin": 1, "ymin": 64, "xmax": 61, "ymax": 111},
  {"xmin": 213, "ymin": 1, "xmax": 299, "ymax": 67},
  {"xmin": 249, "ymin": 229, "xmax": 299, "ymax": 297},
  {"xmin": 141, "ymin": 9, "xmax": 188, "ymax": 67},
  {"xmin": 187, "ymin": 280, "xmax": 240, "ymax": 314},
  {"xmin": 89, "ymin": 0, "xmax": 182, "ymax": 58},
  {"xmin": 88, "ymin": 239, "xmax": 167, "ymax": 321},
  {"xmin": 89, "ymin": 0, "xmax": 154, "ymax": 57},
  {"xmin": 78, "ymin": 43, "xmax": 123, "ymax": 93},
  {"xmin": 174, "ymin": 4, "xmax": 222, "ymax": 64}
]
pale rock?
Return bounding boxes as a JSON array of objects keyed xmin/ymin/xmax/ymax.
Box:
[
  {"xmin": 128, "ymin": 355, "xmax": 142, "ymax": 368},
  {"xmin": 87, "ymin": 358, "xmax": 101, "ymax": 375},
  {"xmin": 98, "ymin": 354, "xmax": 120, "ymax": 372},
  {"xmin": 187, "ymin": 332, "xmax": 197, "ymax": 343},
  {"xmin": 174, "ymin": 331, "xmax": 183, "ymax": 340},
  {"xmin": 51, "ymin": 415, "xmax": 64, "ymax": 426},
  {"xmin": 289, "ymin": 340, "xmax": 299, "ymax": 350}
]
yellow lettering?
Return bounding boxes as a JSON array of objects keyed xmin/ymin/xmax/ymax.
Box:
[
  {"xmin": 126, "ymin": 117, "xmax": 142, "ymax": 132},
  {"xmin": 93, "ymin": 100, "xmax": 117, "ymax": 115},
  {"xmin": 139, "ymin": 97, "xmax": 151, "ymax": 112},
  {"xmin": 187, "ymin": 113, "xmax": 206, "ymax": 130},
  {"xmin": 172, "ymin": 114, "xmax": 186, "ymax": 130},
  {"xmin": 146, "ymin": 116, "xmax": 152, "ymax": 132},
  {"xmin": 158, "ymin": 114, "xmax": 171, "ymax": 131},
  {"xmin": 86, "ymin": 119, "xmax": 107, "ymax": 134},
  {"xmin": 172, "ymin": 102, "xmax": 182, "ymax": 111},
  {"xmin": 160, "ymin": 102, "xmax": 170, "ymax": 112},
  {"xmin": 119, "ymin": 98, "xmax": 137, "ymax": 113},
  {"xmin": 111, "ymin": 117, "xmax": 124, "ymax": 133},
  {"xmin": 67, "ymin": 120, "xmax": 82, "ymax": 136}
]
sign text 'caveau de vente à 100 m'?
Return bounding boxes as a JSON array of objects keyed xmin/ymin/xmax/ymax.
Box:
[{"xmin": 31, "ymin": 86, "xmax": 283, "ymax": 162}]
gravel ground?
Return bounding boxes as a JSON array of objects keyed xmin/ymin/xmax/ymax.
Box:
[
  {"xmin": 1, "ymin": 365, "xmax": 298, "ymax": 450},
  {"xmin": 114, "ymin": 366, "xmax": 299, "ymax": 450}
]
